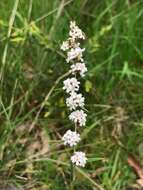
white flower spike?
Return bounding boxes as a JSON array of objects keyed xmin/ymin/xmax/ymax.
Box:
[{"xmin": 61, "ymin": 21, "xmax": 88, "ymax": 167}]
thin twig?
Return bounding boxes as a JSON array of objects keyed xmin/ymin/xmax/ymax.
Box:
[{"xmin": 29, "ymin": 71, "xmax": 71, "ymax": 130}]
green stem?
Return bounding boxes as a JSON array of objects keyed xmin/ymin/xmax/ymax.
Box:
[
  {"xmin": 70, "ymin": 162, "xmax": 75, "ymax": 190},
  {"xmin": 70, "ymin": 123, "xmax": 77, "ymax": 189}
]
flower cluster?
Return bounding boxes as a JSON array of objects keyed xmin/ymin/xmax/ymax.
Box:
[
  {"xmin": 70, "ymin": 62, "xmax": 87, "ymax": 77},
  {"xmin": 62, "ymin": 130, "xmax": 80, "ymax": 147},
  {"xmin": 66, "ymin": 92, "xmax": 85, "ymax": 110},
  {"xmin": 63, "ymin": 78, "xmax": 80, "ymax": 94},
  {"xmin": 61, "ymin": 21, "xmax": 87, "ymax": 167},
  {"xmin": 71, "ymin": 151, "xmax": 87, "ymax": 167}
]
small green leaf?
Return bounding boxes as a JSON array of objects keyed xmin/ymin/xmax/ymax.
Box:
[
  {"xmin": 99, "ymin": 25, "xmax": 112, "ymax": 36},
  {"xmin": 85, "ymin": 80, "xmax": 92, "ymax": 92},
  {"xmin": 10, "ymin": 36, "xmax": 25, "ymax": 43},
  {"xmin": 44, "ymin": 112, "xmax": 50, "ymax": 118},
  {"xmin": 59, "ymin": 97, "xmax": 64, "ymax": 107}
]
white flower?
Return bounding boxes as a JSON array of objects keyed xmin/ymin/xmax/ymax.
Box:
[
  {"xmin": 66, "ymin": 92, "xmax": 84, "ymax": 110},
  {"xmin": 66, "ymin": 47, "xmax": 85, "ymax": 63},
  {"xmin": 70, "ymin": 21, "xmax": 76, "ymax": 28},
  {"xmin": 63, "ymin": 77, "xmax": 80, "ymax": 94},
  {"xmin": 69, "ymin": 21, "xmax": 85, "ymax": 40},
  {"xmin": 62, "ymin": 130, "xmax": 80, "ymax": 147},
  {"xmin": 70, "ymin": 62, "xmax": 87, "ymax": 77},
  {"xmin": 71, "ymin": 151, "xmax": 87, "ymax": 167},
  {"xmin": 61, "ymin": 41, "xmax": 69, "ymax": 51},
  {"xmin": 69, "ymin": 110, "xmax": 87, "ymax": 126}
]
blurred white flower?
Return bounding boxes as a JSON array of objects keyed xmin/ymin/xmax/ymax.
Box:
[
  {"xmin": 61, "ymin": 41, "xmax": 69, "ymax": 51},
  {"xmin": 63, "ymin": 77, "xmax": 80, "ymax": 94},
  {"xmin": 66, "ymin": 92, "xmax": 85, "ymax": 110},
  {"xmin": 66, "ymin": 47, "xmax": 85, "ymax": 63},
  {"xmin": 69, "ymin": 21, "xmax": 85, "ymax": 40},
  {"xmin": 70, "ymin": 21, "xmax": 76, "ymax": 29},
  {"xmin": 69, "ymin": 110, "xmax": 87, "ymax": 126},
  {"xmin": 71, "ymin": 151, "xmax": 87, "ymax": 167},
  {"xmin": 70, "ymin": 62, "xmax": 87, "ymax": 77},
  {"xmin": 62, "ymin": 130, "xmax": 80, "ymax": 147}
]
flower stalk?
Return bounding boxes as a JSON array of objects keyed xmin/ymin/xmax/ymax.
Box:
[{"xmin": 61, "ymin": 21, "xmax": 88, "ymax": 188}]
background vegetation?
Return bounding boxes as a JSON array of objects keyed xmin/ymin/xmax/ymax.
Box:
[{"xmin": 0, "ymin": 0, "xmax": 143, "ymax": 189}]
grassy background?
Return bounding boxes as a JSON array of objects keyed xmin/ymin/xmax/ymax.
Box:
[{"xmin": 0, "ymin": 0, "xmax": 143, "ymax": 189}]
